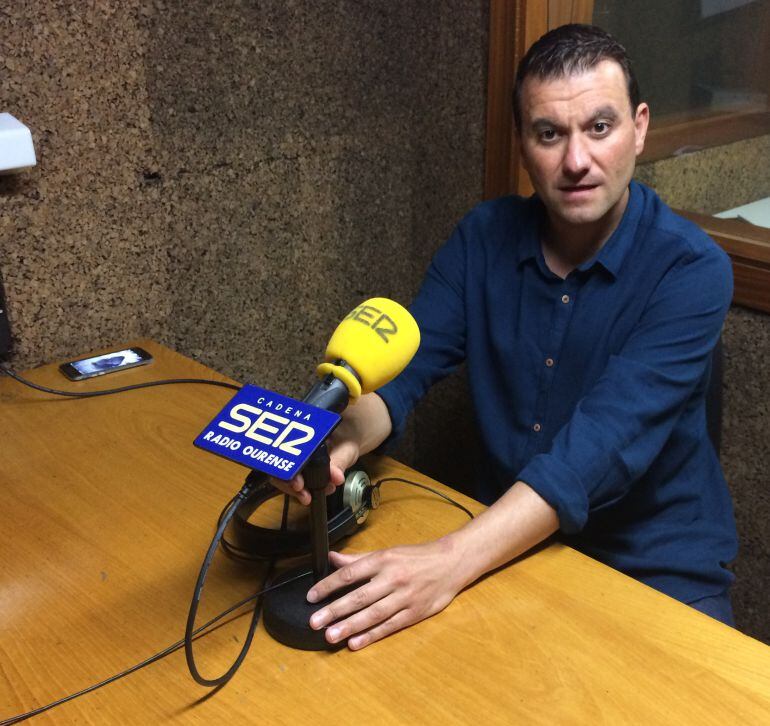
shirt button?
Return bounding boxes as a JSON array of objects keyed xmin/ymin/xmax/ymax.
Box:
[
  {"xmin": 561, "ymin": 294, "xmax": 570, "ymax": 304},
  {"xmin": 533, "ymin": 423, "xmax": 542, "ymax": 432},
  {"xmin": 545, "ymin": 357, "xmax": 554, "ymax": 367}
]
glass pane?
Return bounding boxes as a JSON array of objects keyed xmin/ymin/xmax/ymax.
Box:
[
  {"xmin": 595, "ymin": 0, "xmax": 770, "ymax": 221},
  {"xmin": 593, "ymin": 0, "xmax": 769, "ymax": 120}
]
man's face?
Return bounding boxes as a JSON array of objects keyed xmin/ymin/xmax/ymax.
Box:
[{"xmin": 518, "ymin": 60, "xmax": 649, "ymax": 231}]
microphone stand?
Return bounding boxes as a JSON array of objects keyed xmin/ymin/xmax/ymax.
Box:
[
  {"xmin": 261, "ymin": 441, "xmax": 354, "ymax": 650},
  {"xmin": 303, "ymin": 445, "xmax": 333, "ymax": 581},
  {"xmin": 261, "ymin": 368, "xmax": 356, "ymax": 650}
]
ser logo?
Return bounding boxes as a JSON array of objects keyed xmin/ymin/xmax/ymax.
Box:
[
  {"xmin": 195, "ymin": 384, "xmax": 340, "ymax": 479},
  {"xmin": 215, "ymin": 403, "xmax": 315, "ymax": 455},
  {"xmin": 345, "ymin": 303, "xmax": 398, "ymax": 343}
]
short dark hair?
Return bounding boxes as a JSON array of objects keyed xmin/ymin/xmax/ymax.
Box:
[{"xmin": 512, "ymin": 24, "xmax": 640, "ymax": 131}]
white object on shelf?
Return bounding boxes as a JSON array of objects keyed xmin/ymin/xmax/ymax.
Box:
[
  {"xmin": 715, "ymin": 197, "xmax": 770, "ymax": 229},
  {"xmin": 0, "ymin": 113, "xmax": 37, "ymax": 174},
  {"xmin": 701, "ymin": 0, "xmax": 754, "ymax": 19}
]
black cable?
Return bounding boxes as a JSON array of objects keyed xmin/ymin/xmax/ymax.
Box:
[
  {"xmin": 0, "ymin": 568, "xmax": 310, "ymax": 726},
  {"xmin": 184, "ymin": 485, "xmax": 291, "ymax": 687},
  {"xmin": 184, "ymin": 486, "xmax": 262, "ymax": 687},
  {"xmin": 0, "ymin": 364, "xmax": 241, "ymax": 397},
  {"xmin": 374, "ymin": 477, "xmax": 475, "ymax": 520}
]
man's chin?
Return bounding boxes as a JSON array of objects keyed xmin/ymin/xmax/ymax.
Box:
[{"xmin": 554, "ymin": 205, "xmax": 604, "ymax": 226}]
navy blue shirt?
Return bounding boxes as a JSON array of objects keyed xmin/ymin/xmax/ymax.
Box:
[{"xmin": 378, "ymin": 181, "xmax": 738, "ymax": 604}]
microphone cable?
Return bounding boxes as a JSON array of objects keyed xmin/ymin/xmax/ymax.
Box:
[
  {"xmin": 0, "ymin": 363, "xmax": 241, "ymax": 397},
  {"xmin": 0, "ymin": 565, "xmax": 309, "ymax": 726},
  {"xmin": 184, "ymin": 474, "xmax": 475, "ymax": 688},
  {"xmin": 184, "ymin": 477, "xmax": 290, "ymax": 688}
]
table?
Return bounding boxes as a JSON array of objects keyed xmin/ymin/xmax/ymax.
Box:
[{"xmin": 2, "ymin": 341, "xmax": 769, "ymax": 724}]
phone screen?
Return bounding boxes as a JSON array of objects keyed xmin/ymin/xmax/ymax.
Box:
[{"xmin": 62, "ymin": 347, "xmax": 152, "ymax": 380}]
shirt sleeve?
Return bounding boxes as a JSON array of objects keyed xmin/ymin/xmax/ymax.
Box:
[
  {"xmin": 517, "ymin": 242, "xmax": 734, "ymax": 534},
  {"xmin": 376, "ymin": 221, "xmax": 469, "ymax": 442}
]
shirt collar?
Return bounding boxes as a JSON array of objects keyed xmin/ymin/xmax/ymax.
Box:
[{"xmin": 516, "ymin": 181, "xmax": 644, "ymax": 280}]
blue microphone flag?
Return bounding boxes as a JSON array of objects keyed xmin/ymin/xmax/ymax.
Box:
[{"xmin": 194, "ymin": 384, "xmax": 340, "ymax": 480}]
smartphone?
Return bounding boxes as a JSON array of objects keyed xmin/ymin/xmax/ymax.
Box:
[{"xmin": 59, "ymin": 346, "xmax": 153, "ymax": 381}]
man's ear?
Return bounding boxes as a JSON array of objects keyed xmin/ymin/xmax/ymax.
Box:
[{"xmin": 634, "ymin": 103, "xmax": 650, "ymax": 156}]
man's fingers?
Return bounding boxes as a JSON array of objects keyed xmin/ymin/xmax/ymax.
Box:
[
  {"xmin": 272, "ymin": 450, "xmax": 353, "ymax": 505},
  {"xmin": 308, "ymin": 577, "xmax": 392, "ymax": 631},
  {"xmin": 328, "ymin": 462, "xmax": 347, "ymax": 487},
  {"xmin": 303, "ymin": 540, "xmax": 464, "ymax": 650},
  {"xmin": 268, "ymin": 474, "xmax": 311, "ymax": 506},
  {"xmin": 307, "ymin": 551, "xmax": 376, "ymax": 603},
  {"xmin": 347, "ymin": 609, "xmax": 412, "ymax": 650},
  {"xmin": 322, "ymin": 595, "xmax": 405, "ymax": 646},
  {"xmin": 328, "ymin": 438, "xmax": 360, "ymax": 484},
  {"xmin": 328, "ymin": 550, "xmax": 364, "ymax": 568}
]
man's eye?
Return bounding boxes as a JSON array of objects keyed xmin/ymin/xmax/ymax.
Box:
[
  {"xmin": 593, "ymin": 122, "xmax": 610, "ymax": 135},
  {"xmin": 539, "ymin": 129, "xmax": 558, "ymax": 142}
]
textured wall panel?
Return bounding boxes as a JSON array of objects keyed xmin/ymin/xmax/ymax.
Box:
[
  {"xmin": 722, "ymin": 307, "xmax": 770, "ymax": 644},
  {"xmin": 0, "ymin": 2, "xmax": 170, "ymax": 366},
  {"xmin": 635, "ymin": 135, "xmax": 770, "ymax": 215},
  {"xmin": 0, "ymin": 1, "xmax": 487, "ymax": 503}
]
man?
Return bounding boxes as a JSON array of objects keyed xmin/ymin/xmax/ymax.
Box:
[{"xmin": 274, "ymin": 24, "xmax": 738, "ymax": 649}]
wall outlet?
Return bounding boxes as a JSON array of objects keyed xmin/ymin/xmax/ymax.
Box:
[{"xmin": 0, "ymin": 271, "xmax": 12, "ymax": 358}]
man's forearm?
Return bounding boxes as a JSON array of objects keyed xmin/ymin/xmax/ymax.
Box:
[
  {"xmin": 337, "ymin": 394, "xmax": 559, "ymax": 588},
  {"xmin": 338, "ymin": 395, "xmax": 559, "ymax": 586},
  {"xmin": 332, "ymin": 392, "xmax": 393, "ymax": 459},
  {"xmin": 446, "ymin": 481, "xmax": 560, "ymax": 591}
]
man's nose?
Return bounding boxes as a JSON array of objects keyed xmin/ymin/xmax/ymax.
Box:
[{"xmin": 562, "ymin": 134, "xmax": 590, "ymax": 177}]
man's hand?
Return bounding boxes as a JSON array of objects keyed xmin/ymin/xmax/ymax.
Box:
[
  {"xmin": 269, "ymin": 393, "xmax": 393, "ymax": 505},
  {"xmin": 305, "ymin": 481, "xmax": 559, "ymax": 650},
  {"xmin": 269, "ymin": 436, "xmax": 360, "ymax": 504},
  {"xmin": 306, "ymin": 538, "xmax": 468, "ymax": 650}
]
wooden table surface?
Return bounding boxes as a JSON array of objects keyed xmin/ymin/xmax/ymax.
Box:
[{"xmin": 1, "ymin": 340, "xmax": 769, "ymax": 725}]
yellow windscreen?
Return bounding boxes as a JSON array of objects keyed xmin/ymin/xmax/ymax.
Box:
[{"xmin": 316, "ymin": 298, "xmax": 420, "ymax": 400}]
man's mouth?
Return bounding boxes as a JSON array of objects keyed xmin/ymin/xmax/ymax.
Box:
[
  {"xmin": 559, "ymin": 184, "xmax": 598, "ymax": 193},
  {"xmin": 558, "ymin": 184, "xmax": 600, "ymax": 202}
]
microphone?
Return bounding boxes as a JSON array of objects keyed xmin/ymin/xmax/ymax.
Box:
[
  {"xmin": 258, "ymin": 298, "xmax": 419, "ymax": 650},
  {"xmin": 186, "ymin": 299, "xmax": 419, "ymax": 680},
  {"xmin": 300, "ymin": 297, "xmax": 420, "ymax": 416},
  {"xmin": 194, "ymin": 297, "xmax": 419, "ymax": 486},
  {"xmin": 299, "ymin": 298, "xmax": 420, "ymax": 581},
  {"xmin": 193, "ymin": 298, "xmax": 419, "ymax": 651}
]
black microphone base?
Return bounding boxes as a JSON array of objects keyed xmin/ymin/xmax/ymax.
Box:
[{"xmin": 263, "ymin": 567, "xmax": 349, "ymax": 651}]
